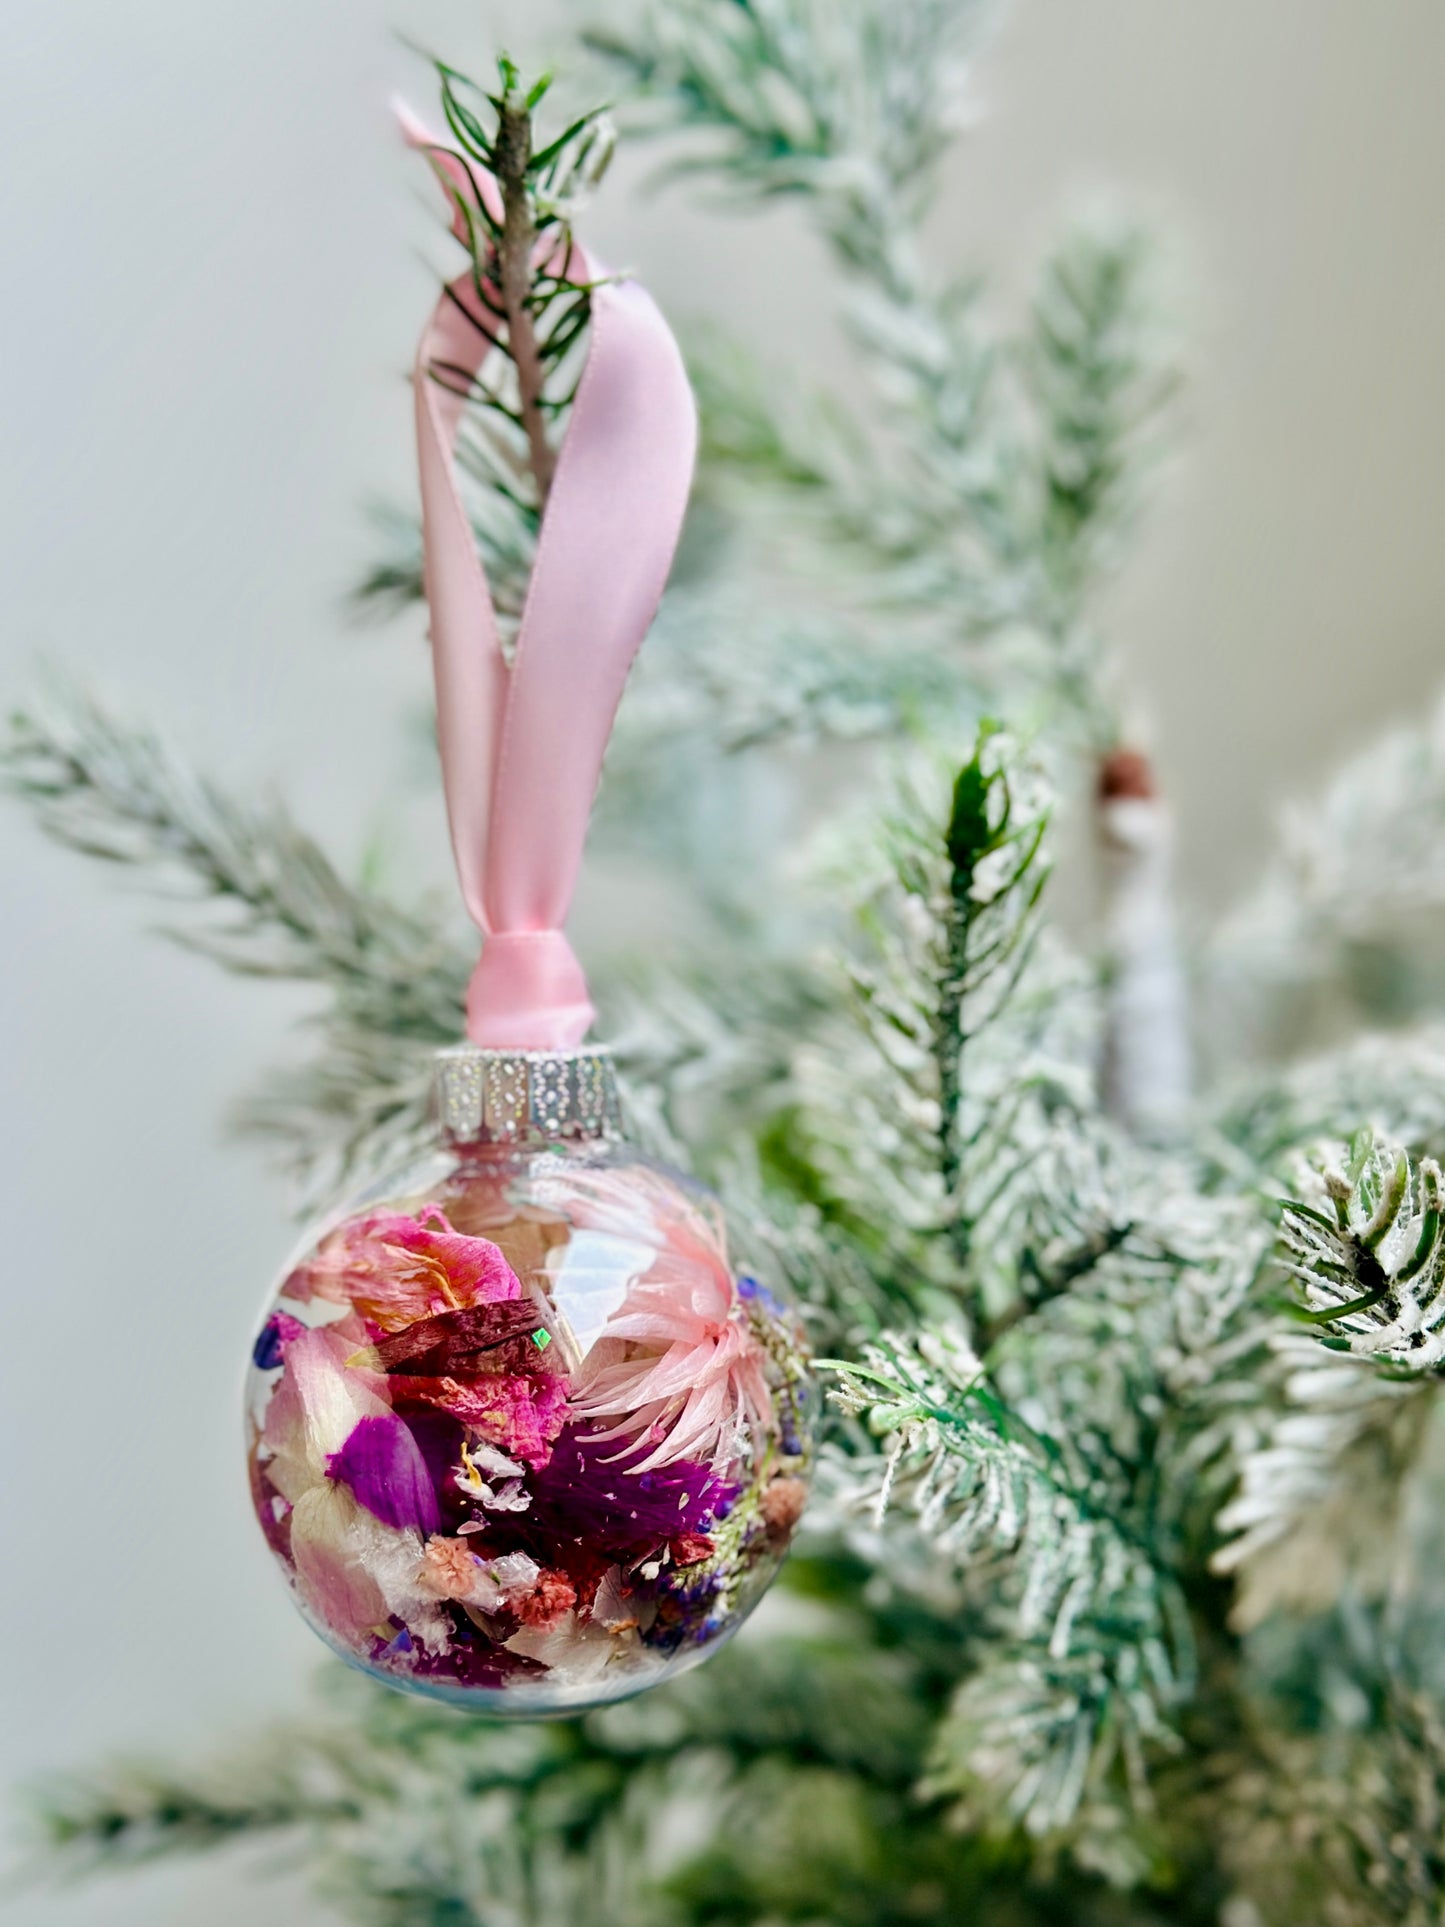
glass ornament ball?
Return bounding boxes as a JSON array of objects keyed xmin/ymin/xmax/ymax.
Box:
[{"xmin": 244, "ymin": 1047, "xmax": 814, "ymax": 1715}]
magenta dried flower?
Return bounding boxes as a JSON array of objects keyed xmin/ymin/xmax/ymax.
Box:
[
  {"xmin": 326, "ymin": 1413, "xmax": 442, "ymax": 1536},
  {"xmin": 529, "ymin": 1428, "xmax": 738, "ymax": 1554}
]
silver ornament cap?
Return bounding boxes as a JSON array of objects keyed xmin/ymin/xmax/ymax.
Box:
[{"xmin": 433, "ymin": 1044, "xmax": 623, "ymax": 1147}]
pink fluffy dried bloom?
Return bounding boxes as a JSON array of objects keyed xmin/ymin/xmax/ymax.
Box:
[
  {"xmin": 419, "ymin": 1534, "xmax": 485, "ymax": 1602},
  {"xmin": 564, "ymin": 1170, "xmax": 773, "ymax": 1474},
  {"xmin": 283, "ymin": 1206, "xmax": 520, "ymax": 1332}
]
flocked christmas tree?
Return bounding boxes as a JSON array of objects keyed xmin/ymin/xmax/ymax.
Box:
[{"xmin": 11, "ymin": 2, "xmax": 1445, "ymax": 1921}]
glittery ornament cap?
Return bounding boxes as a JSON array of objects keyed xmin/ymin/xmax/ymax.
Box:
[{"xmin": 434, "ymin": 1045, "xmax": 623, "ymax": 1147}]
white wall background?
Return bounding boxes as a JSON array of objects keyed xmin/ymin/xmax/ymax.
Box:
[{"xmin": 3, "ymin": 2, "xmax": 1444, "ymax": 1921}]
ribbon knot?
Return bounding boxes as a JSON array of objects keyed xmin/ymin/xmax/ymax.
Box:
[
  {"xmin": 406, "ymin": 109, "xmax": 697, "ymax": 1050},
  {"xmin": 463, "ymin": 931, "xmax": 592, "ymax": 1048}
]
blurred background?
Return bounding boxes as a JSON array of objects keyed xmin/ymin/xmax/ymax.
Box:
[{"xmin": 4, "ymin": 1, "xmax": 1444, "ymax": 1919}]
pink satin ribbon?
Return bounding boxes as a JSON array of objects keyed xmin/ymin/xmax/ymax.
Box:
[{"xmin": 404, "ymin": 110, "xmax": 697, "ymax": 1050}]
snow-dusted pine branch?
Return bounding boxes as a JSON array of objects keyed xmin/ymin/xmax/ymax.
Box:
[
  {"xmin": 585, "ymin": 0, "xmax": 991, "ymax": 296},
  {"xmin": 1214, "ymin": 1131, "xmax": 1445, "ymax": 1621},
  {"xmin": 0, "ymin": 683, "xmax": 465, "ymax": 1025},
  {"xmin": 1281, "ymin": 1130, "xmax": 1445, "ymax": 1370},
  {"xmin": 825, "ymin": 1325, "xmax": 1189, "ymax": 1842},
  {"xmin": 1210, "ymin": 689, "xmax": 1445, "ymax": 1056},
  {"xmin": 0, "ymin": 682, "xmax": 467, "ymax": 1193}
]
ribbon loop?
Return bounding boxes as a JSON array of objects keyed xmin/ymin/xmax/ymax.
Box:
[{"xmin": 406, "ymin": 110, "xmax": 697, "ymax": 1051}]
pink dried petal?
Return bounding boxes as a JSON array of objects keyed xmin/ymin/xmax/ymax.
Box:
[
  {"xmin": 285, "ymin": 1206, "xmax": 521, "ymax": 1330},
  {"xmin": 399, "ymin": 1370, "xmax": 568, "ymax": 1468},
  {"xmin": 289, "ymin": 1484, "xmax": 388, "ymax": 1640},
  {"xmin": 261, "ymin": 1326, "xmax": 392, "ymax": 1505}
]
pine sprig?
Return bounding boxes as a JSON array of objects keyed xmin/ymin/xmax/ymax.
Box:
[
  {"xmin": 935, "ymin": 725, "xmax": 1052, "ymax": 1259},
  {"xmin": 780, "ymin": 725, "xmax": 1062, "ymax": 1322},
  {"xmin": 1210, "ymin": 1025, "xmax": 1445, "ymax": 1173},
  {"xmin": 1281, "ymin": 1130, "xmax": 1445, "ymax": 1368},
  {"xmin": 588, "ymin": 0, "xmax": 1019, "ymax": 637},
  {"xmin": 425, "ymin": 58, "xmax": 611, "ymax": 502},
  {"xmin": 393, "ymin": 58, "xmax": 615, "ymax": 647},
  {"xmin": 368, "ymin": 25, "xmax": 1179, "ymax": 757},
  {"xmin": 825, "ymin": 1326, "xmax": 1190, "ymax": 1837},
  {"xmin": 1214, "ymin": 1130, "xmax": 1445, "ymax": 1603},
  {"xmin": 17, "ymin": 1611, "xmax": 969, "ymax": 1926},
  {"xmin": 592, "ymin": 3, "xmax": 1177, "ymax": 730},
  {"xmin": 1026, "ymin": 215, "xmax": 1180, "ymax": 638},
  {"xmin": 0, "ymin": 683, "xmax": 468, "ymax": 1194},
  {"xmin": 0, "ymin": 684, "xmax": 465, "ymax": 1029},
  {"xmin": 1211, "ymin": 689, "xmax": 1445, "ymax": 1053},
  {"xmin": 585, "ymin": 0, "xmax": 989, "ymax": 298}
]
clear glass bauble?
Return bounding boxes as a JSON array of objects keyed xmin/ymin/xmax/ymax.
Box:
[{"xmin": 244, "ymin": 1049, "xmax": 813, "ymax": 1714}]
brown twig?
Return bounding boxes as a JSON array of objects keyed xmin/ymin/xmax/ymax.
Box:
[{"xmin": 493, "ymin": 94, "xmax": 557, "ymax": 506}]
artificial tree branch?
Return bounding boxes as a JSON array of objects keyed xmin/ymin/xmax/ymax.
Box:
[{"xmin": 422, "ymin": 56, "xmax": 612, "ymax": 536}]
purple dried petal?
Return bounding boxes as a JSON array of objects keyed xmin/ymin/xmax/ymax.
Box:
[
  {"xmin": 326, "ymin": 1413, "xmax": 441, "ymax": 1535},
  {"xmin": 396, "ymin": 1406, "xmax": 466, "ymax": 1493},
  {"xmin": 737, "ymin": 1272, "xmax": 786, "ymax": 1319},
  {"xmin": 252, "ymin": 1311, "xmax": 306, "ymax": 1371},
  {"xmin": 529, "ymin": 1428, "xmax": 739, "ymax": 1551}
]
